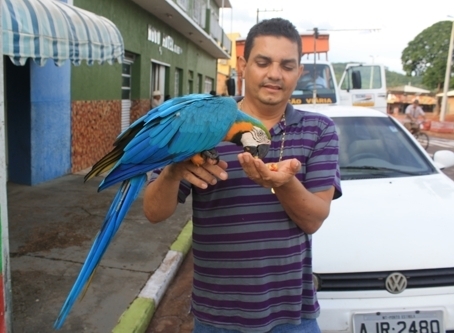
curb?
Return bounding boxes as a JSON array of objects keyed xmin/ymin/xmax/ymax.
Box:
[{"xmin": 112, "ymin": 220, "xmax": 193, "ymax": 333}]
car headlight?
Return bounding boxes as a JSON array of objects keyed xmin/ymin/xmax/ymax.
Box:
[{"xmin": 313, "ymin": 274, "xmax": 321, "ymax": 291}]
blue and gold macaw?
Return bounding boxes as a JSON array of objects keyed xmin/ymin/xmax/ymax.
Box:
[{"xmin": 54, "ymin": 93, "xmax": 271, "ymax": 329}]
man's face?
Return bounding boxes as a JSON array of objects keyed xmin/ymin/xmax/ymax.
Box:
[{"xmin": 241, "ymin": 36, "xmax": 302, "ymax": 106}]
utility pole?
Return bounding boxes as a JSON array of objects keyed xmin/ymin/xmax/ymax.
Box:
[
  {"xmin": 256, "ymin": 8, "xmax": 283, "ymax": 24},
  {"xmin": 312, "ymin": 27, "xmax": 319, "ymax": 106},
  {"xmin": 440, "ymin": 18, "xmax": 454, "ymax": 122}
]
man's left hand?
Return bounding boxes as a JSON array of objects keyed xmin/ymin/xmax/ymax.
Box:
[{"xmin": 238, "ymin": 152, "xmax": 301, "ymax": 189}]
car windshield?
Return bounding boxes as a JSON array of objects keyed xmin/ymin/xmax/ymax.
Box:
[
  {"xmin": 333, "ymin": 116, "xmax": 437, "ymax": 180},
  {"xmin": 290, "ymin": 64, "xmax": 337, "ymax": 105}
]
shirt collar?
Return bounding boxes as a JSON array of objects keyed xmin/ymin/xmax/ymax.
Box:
[{"xmin": 233, "ymin": 96, "xmax": 301, "ymax": 135}]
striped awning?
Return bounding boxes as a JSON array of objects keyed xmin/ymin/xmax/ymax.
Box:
[{"xmin": 2, "ymin": 0, "xmax": 124, "ymax": 66}]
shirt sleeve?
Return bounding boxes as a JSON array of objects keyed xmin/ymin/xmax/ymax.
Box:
[
  {"xmin": 405, "ymin": 105, "xmax": 411, "ymax": 114},
  {"xmin": 303, "ymin": 116, "xmax": 342, "ymax": 200}
]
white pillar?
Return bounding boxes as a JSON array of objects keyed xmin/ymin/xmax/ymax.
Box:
[{"xmin": 440, "ymin": 20, "xmax": 454, "ymax": 122}]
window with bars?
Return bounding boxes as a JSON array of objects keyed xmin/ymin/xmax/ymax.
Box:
[
  {"xmin": 121, "ymin": 58, "xmax": 134, "ymax": 132},
  {"xmin": 121, "ymin": 62, "xmax": 132, "ymax": 100},
  {"xmin": 204, "ymin": 77, "xmax": 213, "ymax": 93},
  {"xmin": 192, "ymin": 0, "xmax": 206, "ymax": 27},
  {"xmin": 174, "ymin": 68, "xmax": 183, "ymax": 97},
  {"xmin": 197, "ymin": 74, "xmax": 202, "ymax": 93},
  {"xmin": 176, "ymin": 0, "xmax": 188, "ymax": 11},
  {"xmin": 188, "ymin": 70, "xmax": 194, "ymax": 94}
]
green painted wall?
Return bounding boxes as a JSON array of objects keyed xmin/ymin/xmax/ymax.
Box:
[{"xmin": 72, "ymin": 0, "xmax": 216, "ymax": 101}]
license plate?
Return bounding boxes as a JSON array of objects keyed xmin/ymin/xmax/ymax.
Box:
[{"xmin": 353, "ymin": 310, "xmax": 444, "ymax": 333}]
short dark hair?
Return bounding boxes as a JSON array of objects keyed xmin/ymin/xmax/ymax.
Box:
[{"xmin": 244, "ymin": 18, "xmax": 302, "ymax": 63}]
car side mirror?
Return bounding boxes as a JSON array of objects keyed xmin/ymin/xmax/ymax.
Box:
[
  {"xmin": 352, "ymin": 70, "xmax": 362, "ymax": 89},
  {"xmin": 433, "ymin": 150, "xmax": 454, "ymax": 169}
]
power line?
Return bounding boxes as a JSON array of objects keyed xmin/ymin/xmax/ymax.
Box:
[
  {"xmin": 256, "ymin": 8, "xmax": 283, "ymax": 24},
  {"xmin": 307, "ymin": 28, "xmax": 381, "ymax": 33}
]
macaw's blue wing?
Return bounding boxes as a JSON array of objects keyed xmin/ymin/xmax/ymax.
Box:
[
  {"xmin": 91, "ymin": 94, "xmax": 240, "ymax": 191},
  {"xmin": 54, "ymin": 94, "xmax": 242, "ymax": 329}
]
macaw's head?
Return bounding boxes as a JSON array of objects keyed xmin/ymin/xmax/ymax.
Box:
[
  {"xmin": 226, "ymin": 112, "xmax": 271, "ymax": 159},
  {"xmin": 240, "ymin": 125, "xmax": 271, "ymax": 159}
]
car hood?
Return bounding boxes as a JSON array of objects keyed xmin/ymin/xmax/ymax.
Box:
[{"xmin": 313, "ymin": 173, "xmax": 454, "ymax": 273}]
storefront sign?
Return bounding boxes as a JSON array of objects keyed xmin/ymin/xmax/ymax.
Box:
[
  {"xmin": 162, "ymin": 35, "xmax": 183, "ymax": 54},
  {"xmin": 148, "ymin": 25, "xmax": 161, "ymax": 45},
  {"xmin": 148, "ymin": 25, "xmax": 183, "ymax": 55}
]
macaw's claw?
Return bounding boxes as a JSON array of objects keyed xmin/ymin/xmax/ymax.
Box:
[
  {"xmin": 201, "ymin": 148, "xmax": 220, "ymax": 164},
  {"xmin": 190, "ymin": 149, "xmax": 219, "ymax": 166}
]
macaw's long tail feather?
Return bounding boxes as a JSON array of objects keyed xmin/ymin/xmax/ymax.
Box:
[
  {"xmin": 84, "ymin": 124, "xmax": 144, "ymax": 183},
  {"xmin": 53, "ymin": 174, "xmax": 148, "ymax": 330}
]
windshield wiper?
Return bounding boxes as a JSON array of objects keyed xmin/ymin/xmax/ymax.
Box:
[{"xmin": 341, "ymin": 166, "xmax": 422, "ymax": 175}]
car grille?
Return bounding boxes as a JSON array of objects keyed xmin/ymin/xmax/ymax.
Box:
[{"xmin": 316, "ymin": 267, "xmax": 454, "ymax": 291}]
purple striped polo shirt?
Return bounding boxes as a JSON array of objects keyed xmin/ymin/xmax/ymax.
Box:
[{"xmin": 152, "ymin": 101, "xmax": 341, "ymax": 332}]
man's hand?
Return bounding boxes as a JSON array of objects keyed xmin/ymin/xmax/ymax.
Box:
[
  {"xmin": 238, "ymin": 152, "xmax": 301, "ymax": 189},
  {"xmin": 164, "ymin": 158, "xmax": 228, "ymax": 189}
]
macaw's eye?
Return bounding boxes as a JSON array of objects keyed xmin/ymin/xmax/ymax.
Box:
[{"xmin": 251, "ymin": 127, "xmax": 271, "ymax": 145}]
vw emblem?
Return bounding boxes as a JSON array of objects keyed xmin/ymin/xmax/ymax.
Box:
[{"xmin": 385, "ymin": 272, "xmax": 407, "ymax": 294}]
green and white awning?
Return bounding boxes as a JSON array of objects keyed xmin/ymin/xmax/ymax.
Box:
[{"xmin": 2, "ymin": 0, "xmax": 124, "ymax": 66}]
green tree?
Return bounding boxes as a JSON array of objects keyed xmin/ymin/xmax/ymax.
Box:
[{"xmin": 401, "ymin": 21, "xmax": 454, "ymax": 91}]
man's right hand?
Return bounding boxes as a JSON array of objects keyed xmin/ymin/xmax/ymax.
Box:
[{"xmin": 164, "ymin": 159, "xmax": 228, "ymax": 189}]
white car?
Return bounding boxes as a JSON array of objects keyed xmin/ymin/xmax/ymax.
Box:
[{"xmin": 304, "ymin": 105, "xmax": 454, "ymax": 333}]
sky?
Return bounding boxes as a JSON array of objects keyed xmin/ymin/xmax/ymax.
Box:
[{"xmin": 220, "ymin": 0, "xmax": 453, "ymax": 74}]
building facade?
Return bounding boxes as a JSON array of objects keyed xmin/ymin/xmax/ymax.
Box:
[
  {"xmin": 71, "ymin": 0, "xmax": 232, "ymax": 173},
  {"xmin": 5, "ymin": 0, "xmax": 232, "ymax": 185},
  {"xmin": 216, "ymin": 32, "xmax": 240, "ymax": 96}
]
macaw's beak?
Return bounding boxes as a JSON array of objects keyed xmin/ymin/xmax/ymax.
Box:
[{"xmin": 243, "ymin": 144, "xmax": 270, "ymax": 160}]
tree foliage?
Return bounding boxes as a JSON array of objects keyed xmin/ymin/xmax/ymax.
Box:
[{"xmin": 401, "ymin": 21, "xmax": 454, "ymax": 91}]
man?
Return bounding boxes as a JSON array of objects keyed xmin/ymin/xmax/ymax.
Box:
[
  {"xmin": 144, "ymin": 18, "xmax": 341, "ymax": 332},
  {"xmin": 404, "ymin": 99, "xmax": 425, "ymax": 133},
  {"xmin": 151, "ymin": 90, "xmax": 162, "ymax": 109},
  {"xmin": 302, "ymin": 66, "xmax": 326, "ymax": 90}
]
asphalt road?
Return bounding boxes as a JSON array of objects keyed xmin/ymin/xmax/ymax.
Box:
[{"xmin": 146, "ymin": 136, "xmax": 454, "ymax": 333}]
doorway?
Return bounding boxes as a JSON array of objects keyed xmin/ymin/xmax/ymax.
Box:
[{"xmin": 151, "ymin": 60, "xmax": 169, "ymax": 102}]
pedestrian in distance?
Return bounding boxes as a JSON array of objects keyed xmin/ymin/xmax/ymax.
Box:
[
  {"xmin": 143, "ymin": 17, "xmax": 342, "ymax": 333},
  {"xmin": 151, "ymin": 90, "xmax": 163, "ymax": 109},
  {"xmin": 404, "ymin": 99, "xmax": 426, "ymax": 133}
]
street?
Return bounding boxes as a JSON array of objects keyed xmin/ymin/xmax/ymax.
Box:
[{"xmin": 146, "ymin": 136, "xmax": 454, "ymax": 333}]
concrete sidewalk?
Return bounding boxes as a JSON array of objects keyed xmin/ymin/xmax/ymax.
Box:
[{"xmin": 8, "ymin": 173, "xmax": 192, "ymax": 332}]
